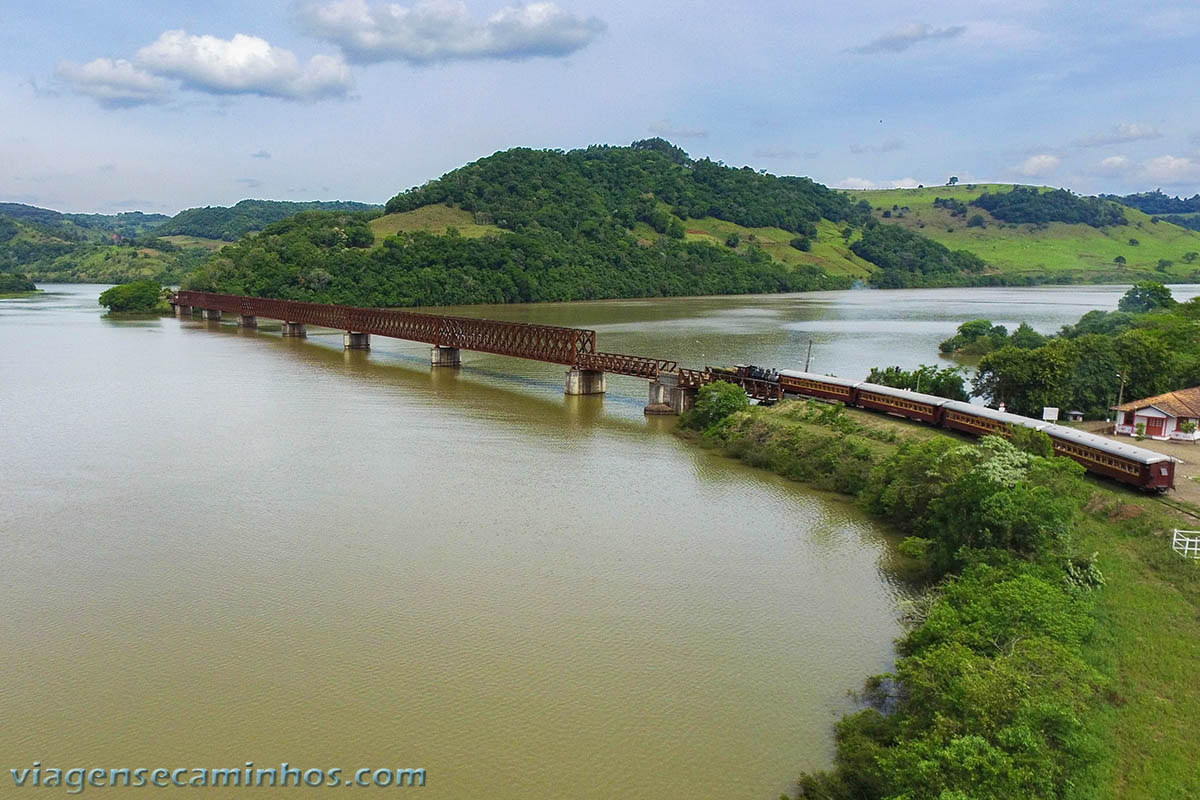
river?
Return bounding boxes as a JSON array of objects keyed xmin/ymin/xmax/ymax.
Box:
[{"xmin": 1, "ymin": 283, "xmax": 1193, "ymax": 798}]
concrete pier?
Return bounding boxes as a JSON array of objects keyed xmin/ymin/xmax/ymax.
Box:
[
  {"xmin": 174, "ymin": 304, "xmax": 191, "ymax": 317},
  {"xmin": 281, "ymin": 321, "xmax": 307, "ymax": 338},
  {"xmin": 430, "ymin": 346, "xmax": 461, "ymax": 367},
  {"xmin": 344, "ymin": 331, "xmax": 370, "ymax": 350},
  {"xmin": 238, "ymin": 314, "xmax": 257, "ymax": 328},
  {"xmin": 202, "ymin": 308, "xmax": 222, "ymax": 321},
  {"xmin": 644, "ymin": 374, "xmax": 695, "ymax": 414},
  {"xmin": 564, "ymin": 369, "xmax": 606, "ymax": 395}
]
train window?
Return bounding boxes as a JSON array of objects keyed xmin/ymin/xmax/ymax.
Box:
[{"xmin": 1162, "ymin": 467, "xmax": 1169, "ymax": 476}]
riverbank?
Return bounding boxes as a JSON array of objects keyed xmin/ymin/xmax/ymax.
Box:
[{"xmin": 679, "ymin": 397, "xmax": 1200, "ymax": 798}]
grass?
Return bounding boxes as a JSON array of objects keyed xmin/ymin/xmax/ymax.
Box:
[
  {"xmin": 677, "ymin": 215, "xmax": 874, "ymax": 278},
  {"xmin": 368, "ymin": 204, "xmax": 503, "ymax": 243},
  {"xmin": 159, "ymin": 234, "xmax": 228, "ymax": 251},
  {"xmin": 689, "ymin": 399, "xmax": 1200, "ymax": 798},
  {"xmin": 849, "ymin": 184, "xmax": 1200, "ymax": 281}
]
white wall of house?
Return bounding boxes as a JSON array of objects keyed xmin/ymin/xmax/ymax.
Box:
[{"xmin": 1115, "ymin": 405, "xmax": 1200, "ymax": 440}]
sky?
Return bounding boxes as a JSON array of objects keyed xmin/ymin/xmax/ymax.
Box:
[{"xmin": 3, "ymin": 0, "xmax": 1200, "ymax": 214}]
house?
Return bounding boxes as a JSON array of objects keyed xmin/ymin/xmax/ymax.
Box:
[{"xmin": 1112, "ymin": 387, "xmax": 1200, "ymax": 441}]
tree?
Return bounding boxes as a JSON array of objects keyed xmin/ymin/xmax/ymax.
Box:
[
  {"xmin": 867, "ymin": 364, "xmax": 968, "ymax": 401},
  {"xmin": 98, "ymin": 280, "xmax": 165, "ymax": 312},
  {"xmin": 724, "ymin": 232, "xmax": 740, "ymax": 248},
  {"xmin": 1118, "ymin": 281, "xmax": 1175, "ymax": 313},
  {"xmin": 682, "ymin": 381, "xmax": 749, "ymax": 430},
  {"xmin": 1183, "ymin": 251, "xmax": 1198, "ymax": 264},
  {"xmin": 967, "ymin": 214, "xmax": 985, "ymax": 228},
  {"xmin": 947, "ymin": 176, "xmax": 959, "ymax": 186},
  {"xmin": 1113, "ymin": 255, "xmax": 1126, "ymax": 265},
  {"xmin": 1157, "ymin": 258, "xmax": 1174, "ymax": 272},
  {"xmin": 1009, "ymin": 322, "xmax": 1047, "ymax": 349}
]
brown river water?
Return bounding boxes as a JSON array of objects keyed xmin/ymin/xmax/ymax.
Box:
[{"xmin": 3, "ymin": 283, "xmax": 1195, "ymax": 798}]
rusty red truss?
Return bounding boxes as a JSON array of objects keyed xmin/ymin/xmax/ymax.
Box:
[
  {"xmin": 174, "ymin": 291, "xmax": 596, "ymax": 365},
  {"xmin": 575, "ymin": 352, "xmax": 678, "ymax": 379}
]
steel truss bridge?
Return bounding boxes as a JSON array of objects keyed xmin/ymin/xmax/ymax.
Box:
[{"xmin": 171, "ymin": 291, "xmax": 782, "ymax": 406}]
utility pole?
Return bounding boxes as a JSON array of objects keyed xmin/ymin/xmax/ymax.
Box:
[
  {"xmin": 1115, "ymin": 371, "xmax": 1127, "ymax": 427},
  {"xmin": 804, "ymin": 339, "xmax": 813, "ymax": 372}
]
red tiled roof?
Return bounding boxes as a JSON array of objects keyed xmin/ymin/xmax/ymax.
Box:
[{"xmin": 1113, "ymin": 386, "xmax": 1200, "ymax": 418}]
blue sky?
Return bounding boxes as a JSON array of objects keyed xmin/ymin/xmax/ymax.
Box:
[{"xmin": 3, "ymin": 0, "xmax": 1200, "ymax": 214}]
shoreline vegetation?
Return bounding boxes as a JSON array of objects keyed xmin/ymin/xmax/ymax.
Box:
[{"xmin": 677, "ymin": 386, "xmax": 1199, "ymax": 799}]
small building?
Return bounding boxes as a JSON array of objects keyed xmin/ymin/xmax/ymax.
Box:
[
  {"xmin": 1067, "ymin": 410, "xmax": 1085, "ymax": 422},
  {"xmin": 1113, "ymin": 387, "xmax": 1200, "ymax": 441}
]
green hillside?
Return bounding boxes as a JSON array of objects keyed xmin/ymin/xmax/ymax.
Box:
[
  {"xmin": 852, "ymin": 184, "xmax": 1200, "ymax": 281},
  {"xmin": 156, "ymin": 199, "xmax": 382, "ymax": 241}
]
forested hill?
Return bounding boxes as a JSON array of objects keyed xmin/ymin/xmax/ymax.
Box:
[
  {"xmin": 385, "ymin": 139, "xmax": 864, "ymax": 236},
  {"xmin": 0, "ymin": 203, "xmax": 169, "ymax": 239},
  {"xmin": 186, "ymin": 140, "xmax": 1004, "ymax": 306},
  {"xmin": 155, "ymin": 199, "xmax": 381, "ymax": 241}
]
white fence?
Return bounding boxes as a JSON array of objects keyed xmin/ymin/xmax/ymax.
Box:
[{"xmin": 1172, "ymin": 529, "xmax": 1200, "ymax": 559}]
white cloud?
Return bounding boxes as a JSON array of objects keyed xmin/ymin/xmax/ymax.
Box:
[
  {"xmin": 648, "ymin": 120, "xmax": 707, "ymax": 139},
  {"xmin": 137, "ymin": 30, "xmax": 352, "ymax": 100},
  {"xmin": 1094, "ymin": 155, "xmax": 1133, "ymax": 176},
  {"xmin": 1016, "ymin": 153, "xmax": 1060, "ymax": 177},
  {"xmin": 837, "ymin": 176, "xmax": 921, "ymax": 189},
  {"xmin": 1072, "ymin": 122, "xmax": 1161, "ymax": 148},
  {"xmin": 296, "ymin": 0, "xmax": 605, "ymax": 64},
  {"xmin": 1142, "ymin": 155, "xmax": 1200, "ymax": 184},
  {"xmin": 852, "ymin": 22, "xmax": 966, "ymax": 54},
  {"xmin": 56, "ymin": 58, "xmax": 168, "ymax": 107}
]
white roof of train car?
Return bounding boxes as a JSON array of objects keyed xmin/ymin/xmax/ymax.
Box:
[
  {"xmin": 778, "ymin": 370, "xmax": 862, "ymax": 389},
  {"xmin": 1042, "ymin": 423, "xmax": 1178, "ymax": 464},
  {"xmin": 942, "ymin": 400, "xmax": 1049, "ymax": 431},
  {"xmin": 855, "ymin": 382, "xmax": 952, "ymax": 407}
]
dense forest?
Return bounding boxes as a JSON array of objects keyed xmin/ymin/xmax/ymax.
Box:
[
  {"xmin": 0, "ymin": 273, "xmax": 36, "ymax": 293},
  {"xmin": 1103, "ymin": 189, "xmax": 1200, "ymax": 214},
  {"xmin": 385, "ymin": 139, "xmax": 868, "ymax": 235},
  {"xmin": 971, "ymin": 186, "xmax": 1127, "ymax": 227},
  {"xmin": 156, "ymin": 199, "xmax": 381, "ymax": 241},
  {"xmin": 968, "ymin": 282, "xmax": 1196, "ymax": 417},
  {"xmin": 184, "ymin": 208, "xmax": 845, "ymax": 305},
  {"xmin": 850, "ymin": 223, "xmax": 986, "ymax": 287}
]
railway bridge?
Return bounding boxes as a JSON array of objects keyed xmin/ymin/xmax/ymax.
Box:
[{"xmin": 170, "ymin": 291, "xmax": 759, "ymax": 414}]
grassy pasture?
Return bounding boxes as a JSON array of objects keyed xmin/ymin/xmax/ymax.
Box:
[
  {"xmin": 852, "ymin": 184, "xmax": 1200, "ymax": 280},
  {"xmin": 159, "ymin": 235, "xmax": 227, "ymax": 251},
  {"xmin": 368, "ymin": 204, "xmax": 503, "ymax": 243}
]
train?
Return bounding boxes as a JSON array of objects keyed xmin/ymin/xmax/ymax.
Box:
[{"xmin": 711, "ymin": 365, "xmax": 1177, "ymax": 492}]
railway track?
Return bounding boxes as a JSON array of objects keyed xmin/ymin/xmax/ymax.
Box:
[{"xmin": 1148, "ymin": 493, "xmax": 1200, "ymax": 522}]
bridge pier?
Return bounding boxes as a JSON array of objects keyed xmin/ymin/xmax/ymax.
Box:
[
  {"xmin": 239, "ymin": 314, "xmax": 257, "ymax": 328},
  {"xmin": 173, "ymin": 304, "xmax": 191, "ymax": 317},
  {"xmin": 344, "ymin": 331, "xmax": 370, "ymax": 349},
  {"xmin": 644, "ymin": 374, "xmax": 694, "ymax": 414},
  {"xmin": 281, "ymin": 321, "xmax": 307, "ymax": 338},
  {"xmin": 430, "ymin": 346, "xmax": 461, "ymax": 367},
  {"xmin": 564, "ymin": 369, "xmax": 606, "ymax": 395},
  {"xmin": 201, "ymin": 308, "xmax": 222, "ymax": 321}
]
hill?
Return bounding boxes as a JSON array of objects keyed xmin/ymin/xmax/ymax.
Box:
[
  {"xmin": 187, "ymin": 140, "xmax": 1006, "ymax": 305},
  {"xmin": 0, "ymin": 198, "xmax": 375, "ymax": 284},
  {"xmin": 156, "ymin": 199, "xmax": 382, "ymax": 241},
  {"xmin": 853, "ymin": 184, "xmax": 1200, "ymax": 282}
]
